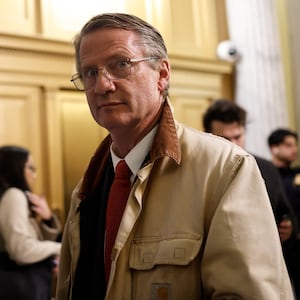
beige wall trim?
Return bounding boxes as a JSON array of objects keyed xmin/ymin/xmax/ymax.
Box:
[
  {"xmin": 0, "ymin": 33, "xmax": 73, "ymax": 55},
  {"xmin": 170, "ymin": 55, "xmax": 232, "ymax": 74},
  {"xmin": 274, "ymin": 0, "xmax": 296, "ymax": 129},
  {"xmin": 0, "ymin": 32, "xmax": 232, "ymax": 92}
]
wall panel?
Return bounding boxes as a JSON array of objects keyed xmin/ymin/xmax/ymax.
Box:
[
  {"xmin": 0, "ymin": 0, "xmax": 37, "ymax": 35},
  {"xmin": 0, "ymin": 85, "xmax": 45, "ymax": 194},
  {"xmin": 58, "ymin": 91, "xmax": 108, "ymax": 214}
]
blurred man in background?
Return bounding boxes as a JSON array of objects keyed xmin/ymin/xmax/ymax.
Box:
[
  {"xmin": 268, "ymin": 128, "xmax": 300, "ymax": 228},
  {"xmin": 203, "ymin": 99, "xmax": 299, "ymax": 298},
  {"xmin": 203, "ymin": 99, "xmax": 298, "ymax": 239},
  {"xmin": 268, "ymin": 128, "xmax": 300, "ymax": 299}
]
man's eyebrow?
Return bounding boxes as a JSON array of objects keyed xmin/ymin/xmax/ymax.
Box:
[
  {"xmin": 221, "ymin": 135, "xmax": 241, "ymax": 141},
  {"xmin": 81, "ymin": 55, "xmax": 128, "ymax": 68}
]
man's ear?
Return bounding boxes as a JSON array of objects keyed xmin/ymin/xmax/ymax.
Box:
[{"xmin": 157, "ymin": 59, "xmax": 170, "ymax": 92}]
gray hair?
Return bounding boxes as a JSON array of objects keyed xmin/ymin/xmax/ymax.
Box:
[{"xmin": 73, "ymin": 13, "xmax": 168, "ymax": 73}]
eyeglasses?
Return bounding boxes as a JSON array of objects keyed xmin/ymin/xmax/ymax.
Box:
[{"xmin": 71, "ymin": 56, "xmax": 159, "ymax": 91}]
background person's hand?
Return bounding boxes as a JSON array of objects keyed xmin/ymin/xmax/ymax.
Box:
[
  {"xmin": 278, "ymin": 218, "xmax": 293, "ymax": 242},
  {"xmin": 52, "ymin": 255, "xmax": 60, "ymax": 275},
  {"xmin": 26, "ymin": 191, "xmax": 52, "ymax": 220}
]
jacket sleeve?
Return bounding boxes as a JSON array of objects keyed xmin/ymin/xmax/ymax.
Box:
[
  {"xmin": 0, "ymin": 188, "xmax": 61, "ymax": 264},
  {"xmin": 40, "ymin": 213, "xmax": 62, "ymax": 241},
  {"xmin": 56, "ymin": 184, "xmax": 81, "ymax": 300},
  {"xmin": 202, "ymin": 154, "xmax": 294, "ymax": 299}
]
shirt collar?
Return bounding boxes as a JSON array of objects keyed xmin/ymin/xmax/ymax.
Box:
[{"xmin": 110, "ymin": 125, "xmax": 158, "ymax": 178}]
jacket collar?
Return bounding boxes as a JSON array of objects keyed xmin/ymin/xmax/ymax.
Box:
[{"xmin": 150, "ymin": 98, "xmax": 181, "ymax": 165}]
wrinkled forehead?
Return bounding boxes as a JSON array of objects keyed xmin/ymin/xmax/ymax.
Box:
[{"xmin": 79, "ymin": 29, "xmax": 144, "ymax": 66}]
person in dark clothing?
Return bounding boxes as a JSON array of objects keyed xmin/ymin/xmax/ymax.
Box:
[
  {"xmin": 255, "ymin": 156, "xmax": 298, "ymax": 231},
  {"xmin": 202, "ymin": 99, "xmax": 298, "ymax": 236},
  {"xmin": 268, "ymin": 128, "xmax": 300, "ymax": 231}
]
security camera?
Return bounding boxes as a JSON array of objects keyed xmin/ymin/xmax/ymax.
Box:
[{"xmin": 216, "ymin": 40, "xmax": 240, "ymax": 62}]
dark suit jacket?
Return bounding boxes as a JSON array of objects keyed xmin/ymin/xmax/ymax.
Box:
[
  {"xmin": 282, "ymin": 235, "xmax": 300, "ymax": 299},
  {"xmin": 254, "ymin": 155, "xmax": 297, "ymax": 230},
  {"xmin": 277, "ymin": 166, "xmax": 300, "ymax": 229}
]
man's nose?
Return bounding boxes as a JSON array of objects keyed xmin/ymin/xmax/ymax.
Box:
[{"xmin": 93, "ymin": 69, "xmax": 116, "ymax": 93}]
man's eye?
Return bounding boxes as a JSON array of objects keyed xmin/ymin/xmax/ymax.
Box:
[
  {"xmin": 84, "ymin": 69, "xmax": 98, "ymax": 78},
  {"xmin": 109, "ymin": 59, "xmax": 130, "ymax": 70}
]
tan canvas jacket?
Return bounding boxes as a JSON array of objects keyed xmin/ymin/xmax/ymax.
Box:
[{"xmin": 57, "ymin": 101, "xmax": 294, "ymax": 300}]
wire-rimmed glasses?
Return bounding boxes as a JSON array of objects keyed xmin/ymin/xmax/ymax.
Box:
[{"xmin": 71, "ymin": 56, "xmax": 159, "ymax": 91}]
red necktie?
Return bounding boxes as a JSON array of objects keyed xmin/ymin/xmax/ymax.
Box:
[{"xmin": 105, "ymin": 160, "xmax": 132, "ymax": 283}]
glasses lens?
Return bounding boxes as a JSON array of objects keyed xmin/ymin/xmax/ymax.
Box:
[
  {"xmin": 71, "ymin": 74, "xmax": 85, "ymax": 91},
  {"xmin": 106, "ymin": 59, "xmax": 131, "ymax": 80},
  {"xmin": 71, "ymin": 57, "xmax": 152, "ymax": 90}
]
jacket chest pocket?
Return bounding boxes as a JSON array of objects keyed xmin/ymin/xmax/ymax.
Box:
[{"xmin": 129, "ymin": 236, "xmax": 202, "ymax": 300}]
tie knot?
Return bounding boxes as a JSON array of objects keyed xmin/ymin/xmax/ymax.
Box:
[{"xmin": 115, "ymin": 160, "xmax": 131, "ymax": 179}]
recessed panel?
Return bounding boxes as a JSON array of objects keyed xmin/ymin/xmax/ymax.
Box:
[{"xmin": 0, "ymin": 0, "xmax": 36, "ymax": 34}]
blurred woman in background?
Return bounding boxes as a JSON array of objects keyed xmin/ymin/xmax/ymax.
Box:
[{"xmin": 0, "ymin": 145, "xmax": 61, "ymax": 300}]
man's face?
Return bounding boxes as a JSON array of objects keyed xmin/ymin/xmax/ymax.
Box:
[
  {"xmin": 271, "ymin": 135, "xmax": 298, "ymax": 165},
  {"xmin": 210, "ymin": 120, "xmax": 246, "ymax": 148},
  {"xmin": 79, "ymin": 28, "xmax": 170, "ymax": 136}
]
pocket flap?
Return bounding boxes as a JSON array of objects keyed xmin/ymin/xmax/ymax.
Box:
[{"xmin": 129, "ymin": 237, "xmax": 202, "ymax": 270}]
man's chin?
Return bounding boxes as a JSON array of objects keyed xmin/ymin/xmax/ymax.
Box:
[{"xmin": 100, "ymin": 119, "xmax": 131, "ymax": 132}]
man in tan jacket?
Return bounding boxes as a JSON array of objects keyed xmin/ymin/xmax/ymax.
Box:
[{"xmin": 57, "ymin": 13, "xmax": 294, "ymax": 300}]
